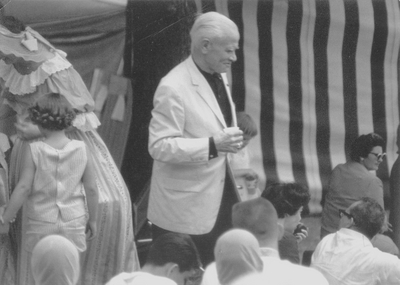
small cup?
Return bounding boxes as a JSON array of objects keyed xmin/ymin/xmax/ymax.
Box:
[{"xmin": 223, "ymin": 126, "xmax": 240, "ymax": 135}]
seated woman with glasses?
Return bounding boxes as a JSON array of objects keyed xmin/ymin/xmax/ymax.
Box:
[{"xmin": 321, "ymin": 133, "xmax": 398, "ymax": 255}]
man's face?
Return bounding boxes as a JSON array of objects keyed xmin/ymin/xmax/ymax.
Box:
[{"xmin": 203, "ymin": 31, "xmax": 239, "ymax": 74}]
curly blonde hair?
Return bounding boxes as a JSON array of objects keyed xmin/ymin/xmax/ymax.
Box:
[{"xmin": 29, "ymin": 93, "xmax": 76, "ymax": 131}]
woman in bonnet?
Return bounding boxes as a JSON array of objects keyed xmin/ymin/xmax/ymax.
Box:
[{"xmin": 0, "ymin": 15, "xmax": 139, "ymax": 285}]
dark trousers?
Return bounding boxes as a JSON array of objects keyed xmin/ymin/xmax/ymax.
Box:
[{"xmin": 151, "ymin": 168, "xmax": 239, "ymax": 267}]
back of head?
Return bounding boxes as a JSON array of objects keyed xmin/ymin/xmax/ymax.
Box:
[
  {"xmin": 232, "ymin": 198, "xmax": 279, "ymax": 243},
  {"xmin": 190, "ymin": 11, "xmax": 239, "ymax": 52},
  {"xmin": 146, "ymin": 233, "xmax": 201, "ymax": 273},
  {"xmin": 237, "ymin": 112, "xmax": 258, "ymax": 137},
  {"xmin": 349, "ymin": 197, "xmax": 385, "ymax": 239},
  {"xmin": 214, "ymin": 229, "xmax": 263, "ymax": 285},
  {"xmin": 349, "ymin": 133, "xmax": 384, "ymax": 162},
  {"xmin": 31, "ymin": 235, "xmax": 80, "ymax": 285},
  {"xmin": 28, "ymin": 93, "xmax": 76, "ymax": 131},
  {"xmin": 262, "ymin": 182, "xmax": 310, "ymax": 218}
]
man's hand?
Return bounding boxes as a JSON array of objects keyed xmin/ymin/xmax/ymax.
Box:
[
  {"xmin": 214, "ymin": 127, "xmax": 243, "ymax": 153},
  {"xmin": 86, "ymin": 221, "xmax": 97, "ymax": 240}
]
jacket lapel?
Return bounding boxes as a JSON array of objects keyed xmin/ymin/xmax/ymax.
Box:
[{"xmin": 186, "ymin": 57, "xmax": 227, "ymax": 128}]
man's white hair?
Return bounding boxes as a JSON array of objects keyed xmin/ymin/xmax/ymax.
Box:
[{"xmin": 190, "ymin": 11, "xmax": 238, "ymax": 52}]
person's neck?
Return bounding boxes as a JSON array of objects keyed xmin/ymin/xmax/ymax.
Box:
[
  {"xmin": 192, "ymin": 53, "xmax": 214, "ymax": 74},
  {"xmin": 42, "ymin": 130, "xmax": 70, "ymax": 149},
  {"xmin": 258, "ymin": 239, "xmax": 279, "ymax": 250},
  {"xmin": 348, "ymin": 226, "xmax": 373, "ymax": 240},
  {"xmin": 141, "ymin": 264, "xmax": 169, "ymax": 278}
]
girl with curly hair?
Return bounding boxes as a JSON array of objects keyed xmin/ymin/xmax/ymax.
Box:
[{"xmin": 0, "ymin": 93, "xmax": 98, "ymax": 282}]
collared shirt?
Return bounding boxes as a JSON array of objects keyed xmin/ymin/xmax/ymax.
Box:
[
  {"xmin": 195, "ymin": 64, "xmax": 233, "ymax": 160},
  {"xmin": 311, "ymin": 228, "xmax": 400, "ymax": 285},
  {"xmin": 197, "ymin": 67, "xmax": 232, "ymax": 127}
]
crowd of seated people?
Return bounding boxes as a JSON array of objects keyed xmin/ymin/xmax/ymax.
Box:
[{"xmin": 4, "ymin": 182, "xmax": 400, "ymax": 285}]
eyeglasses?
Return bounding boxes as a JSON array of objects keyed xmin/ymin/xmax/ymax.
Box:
[
  {"xmin": 339, "ymin": 209, "xmax": 353, "ymax": 219},
  {"xmin": 369, "ymin": 152, "xmax": 386, "ymax": 160}
]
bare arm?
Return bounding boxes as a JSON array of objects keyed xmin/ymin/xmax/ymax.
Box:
[
  {"xmin": 2, "ymin": 144, "xmax": 35, "ymax": 223},
  {"xmin": 82, "ymin": 146, "xmax": 98, "ymax": 240}
]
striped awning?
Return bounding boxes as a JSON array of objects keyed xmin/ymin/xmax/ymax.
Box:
[{"xmin": 195, "ymin": 0, "xmax": 400, "ymax": 213}]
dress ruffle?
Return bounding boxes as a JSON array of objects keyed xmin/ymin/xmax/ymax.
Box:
[
  {"xmin": 0, "ymin": 26, "xmax": 55, "ymax": 64},
  {"xmin": 72, "ymin": 112, "xmax": 101, "ymax": 132},
  {"xmin": 0, "ymin": 51, "xmax": 71, "ymax": 95}
]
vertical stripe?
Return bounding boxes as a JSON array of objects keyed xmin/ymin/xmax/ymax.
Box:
[
  {"xmin": 328, "ymin": 0, "xmax": 346, "ymax": 168},
  {"xmin": 342, "ymin": 0, "xmax": 359, "ymax": 154},
  {"xmin": 356, "ymin": 0, "xmax": 374, "ymax": 135},
  {"xmin": 200, "ymin": 0, "xmax": 216, "ymax": 13},
  {"xmin": 194, "ymin": 0, "xmax": 400, "ymax": 212},
  {"xmin": 272, "ymin": 0, "xmax": 294, "ymax": 182},
  {"xmin": 301, "ymin": 0, "xmax": 322, "ymax": 213},
  {"xmin": 258, "ymin": 0, "xmax": 277, "ymax": 185},
  {"xmin": 314, "ymin": 0, "xmax": 331, "ymax": 192},
  {"xmin": 287, "ymin": 0, "xmax": 306, "ymax": 186},
  {"xmin": 227, "ymin": 1, "xmax": 246, "ymax": 112},
  {"xmin": 384, "ymin": 0, "xmax": 400, "ymax": 171},
  {"xmin": 242, "ymin": 0, "xmax": 266, "ymax": 190},
  {"xmin": 194, "ymin": 0, "xmax": 202, "ymax": 13},
  {"xmin": 371, "ymin": 0, "xmax": 390, "ymax": 184}
]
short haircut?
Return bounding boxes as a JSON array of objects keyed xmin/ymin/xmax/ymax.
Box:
[
  {"xmin": 232, "ymin": 198, "xmax": 279, "ymax": 241},
  {"xmin": 190, "ymin": 12, "xmax": 238, "ymax": 52},
  {"xmin": 146, "ymin": 233, "xmax": 201, "ymax": 272},
  {"xmin": 349, "ymin": 197, "xmax": 385, "ymax": 239},
  {"xmin": 262, "ymin": 182, "xmax": 310, "ymax": 218},
  {"xmin": 29, "ymin": 93, "xmax": 76, "ymax": 131},
  {"xmin": 237, "ymin": 112, "xmax": 258, "ymax": 137},
  {"xmin": 349, "ymin": 133, "xmax": 385, "ymax": 162}
]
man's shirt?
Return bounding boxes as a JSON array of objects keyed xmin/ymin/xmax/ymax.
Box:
[{"xmin": 311, "ymin": 228, "xmax": 400, "ymax": 285}]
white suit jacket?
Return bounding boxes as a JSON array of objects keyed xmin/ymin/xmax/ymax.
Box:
[{"xmin": 148, "ymin": 56, "xmax": 237, "ymax": 234}]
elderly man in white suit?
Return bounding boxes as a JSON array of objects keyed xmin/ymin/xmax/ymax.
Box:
[{"xmin": 148, "ymin": 11, "xmax": 243, "ymax": 266}]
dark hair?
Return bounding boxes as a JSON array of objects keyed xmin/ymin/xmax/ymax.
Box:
[
  {"xmin": 29, "ymin": 93, "xmax": 76, "ymax": 131},
  {"xmin": 349, "ymin": 197, "xmax": 385, "ymax": 239},
  {"xmin": 0, "ymin": 16, "xmax": 26, "ymax": 33},
  {"xmin": 146, "ymin": 233, "xmax": 201, "ymax": 272},
  {"xmin": 237, "ymin": 112, "xmax": 258, "ymax": 137},
  {"xmin": 349, "ymin": 133, "xmax": 385, "ymax": 162},
  {"xmin": 262, "ymin": 182, "xmax": 310, "ymax": 218}
]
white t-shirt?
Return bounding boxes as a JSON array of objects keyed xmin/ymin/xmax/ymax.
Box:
[{"xmin": 106, "ymin": 271, "xmax": 177, "ymax": 285}]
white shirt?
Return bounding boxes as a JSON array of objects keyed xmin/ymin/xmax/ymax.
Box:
[
  {"xmin": 201, "ymin": 248, "xmax": 328, "ymax": 285},
  {"xmin": 106, "ymin": 271, "xmax": 177, "ymax": 285},
  {"xmin": 260, "ymin": 247, "xmax": 329, "ymax": 285},
  {"xmin": 311, "ymin": 228, "xmax": 400, "ymax": 285}
]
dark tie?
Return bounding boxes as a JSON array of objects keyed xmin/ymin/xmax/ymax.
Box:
[{"xmin": 211, "ymin": 73, "xmax": 232, "ymax": 127}]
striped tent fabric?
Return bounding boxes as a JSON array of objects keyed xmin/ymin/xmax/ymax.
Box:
[{"xmin": 194, "ymin": 0, "xmax": 400, "ymax": 213}]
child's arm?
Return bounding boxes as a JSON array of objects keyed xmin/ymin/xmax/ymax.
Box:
[
  {"xmin": 82, "ymin": 147, "xmax": 98, "ymax": 240},
  {"xmin": 1, "ymin": 144, "xmax": 35, "ymax": 224}
]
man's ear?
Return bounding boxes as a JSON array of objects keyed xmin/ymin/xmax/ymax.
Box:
[
  {"xmin": 342, "ymin": 217, "xmax": 354, "ymax": 229},
  {"xmin": 201, "ymin": 39, "xmax": 211, "ymax": 54},
  {"xmin": 165, "ymin": 263, "xmax": 179, "ymax": 278}
]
